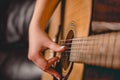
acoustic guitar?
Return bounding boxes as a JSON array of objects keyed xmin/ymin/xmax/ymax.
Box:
[{"xmin": 42, "ymin": 0, "xmax": 120, "ymax": 80}]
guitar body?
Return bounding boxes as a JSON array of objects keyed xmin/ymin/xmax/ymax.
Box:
[{"xmin": 56, "ymin": 0, "xmax": 92, "ymax": 80}]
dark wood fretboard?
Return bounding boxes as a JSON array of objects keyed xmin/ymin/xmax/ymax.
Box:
[{"xmin": 68, "ymin": 31, "xmax": 120, "ymax": 69}]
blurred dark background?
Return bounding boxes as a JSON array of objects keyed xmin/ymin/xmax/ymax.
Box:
[{"xmin": 0, "ymin": 0, "xmax": 42, "ymax": 80}]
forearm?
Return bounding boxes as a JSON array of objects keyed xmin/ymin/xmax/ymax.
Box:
[
  {"xmin": 30, "ymin": 0, "xmax": 60, "ymax": 30},
  {"xmin": 28, "ymin": 1, "xmax": 65, "ymax": 79}
]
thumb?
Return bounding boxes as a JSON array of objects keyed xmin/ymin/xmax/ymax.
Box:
[{"xmin": 48, "ymin": 42, "xmax": 66, "ymax": 52}]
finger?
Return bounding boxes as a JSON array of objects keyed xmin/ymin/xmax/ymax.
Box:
[
  {"xmin": 48, "ymin": 56, "xmax": 59, "ymax": 66},
  {"xmin": 34, "ymin": 56, "xmax": 60, "ymax": 80},
  {"xmin": 45, "ymin": 68, "xmax": 61, "ymax": 80},
  {"xmin": 30, "ymin": 53, "xmax": 49, "ymax": 70},
  {"xmin": 48, "ymin": 42, "xmax": 66, "ymax": 52}
]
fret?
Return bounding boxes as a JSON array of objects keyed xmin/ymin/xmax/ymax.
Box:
[
  {"xmin": 70, "ymin": 38, "xmax": 83, "ymax": 62},
  {"xmin": 93, "ymin": 35, "xmax": 100, "ymax": 66},
  {"xmin": 100, "ymin": 33, "xmax": 109, "ymax": 67},
  {"xmin": 80, "ymin": 38, "xmax": 88, "ymax": 62},
  {"xmin": 70, "ymin": 39, "xmax": 76, "ymax": 61},
  {"xmin": 74, "ymin": 39, "xmax": 78, "ymax": 61},
  {"xmin": 105, "ymin": 32, "xmax": 116, "ymax": 68},
  {"xmin": 81, "ymin": 38, "xmax": 86, "ymax": 63},
  {"xmin": 84, "ymin": 38, "xmax": 89, "ymax": 63},
  {"xmin": 90, "ymin": 36, "xmax": 96, "ymax": 65},
  {"xmin": 80, "ymin": 38, "xmax": 85, "ymax": 62},
  {"xmin": 99, "ymin": 34, "xmax": 104, "ymax": 67},
  {"xmin": 78, "ymin": 38, "xmax": 89, "ymax": 62},
  {"xmin": 78, "ymin": 39, "xmax": 82, "ymax": 62},
  {"xmin": 95, "ymin": 34, "xmax": 103, "ymax": 66},
  {"xmin": 85, "ymin": 53, "xmax": 92, "ymax": 64},
  {"xmin": 91, "ymin": 36, "xmax": 96, "ymax": 65},
  {"xmin": 83, "ymin": 38, "xmax": 88, "ymax": 63},
  {"xmin": 85, "ymin": 38, "xmax": 91, "ymax": 63},
  {"xmin": 80, "ymin": 38, "xmax": 84, "ymax": 62},
  {"xmin": 112, "ymin": 32, "xmax": 120, "ymax": 69},
  {"xmin": 103, "ymin": 33, "xmax": 110, "ymax": 68}
]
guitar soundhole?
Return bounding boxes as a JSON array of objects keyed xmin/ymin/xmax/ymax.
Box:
[
  {"xmin": 54, "ymin": 30, "xmax": 74, "ymax": 80},
  {"xmin": 60, "ymin": 30, "xmax": 74, "ymax": 79},
  {"xmin": 62, "ymin": 30, "xmax": 74, "ymax": 71}
]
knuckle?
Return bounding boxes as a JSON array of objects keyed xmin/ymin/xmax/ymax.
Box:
[
  {"xmin": 41, "ymin": 63, "xmax": 49, "ymax": 71},
  {"xmin": 42, "ymin": 67, "xmax": 47, "ymax": 71},
  {"xmin": 44, "ymin": 41, "xmax": 52, "ymax": 48},
  {"xmin": 42, "ymin": 66, "xmax": 48, "ymax": 71},
  {"xmin": 48, "ymin": 41, "xmax": 55, "ymax": 47},
  {"xmin": 28, "ymin": 52, "xmax": 36, "ymax": 61}
]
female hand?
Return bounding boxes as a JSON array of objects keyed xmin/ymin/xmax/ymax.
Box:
[{"xmin": 28, "ymin": 23, "xmax": 65, "ymax": 80}]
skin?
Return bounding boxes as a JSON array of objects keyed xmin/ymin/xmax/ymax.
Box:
[{"xmin": 28, "ymin": 0, "xmax": 66, "ymax": 80}]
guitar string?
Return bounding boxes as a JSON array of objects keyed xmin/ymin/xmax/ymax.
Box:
[
  {"xmin": 58, "ymin": 38, "xmax": 119, "ymax": 52},
  {"xmin": 56, "ymin": 43, "xmax": 119, "ymax": 57},
  {"xmin": 58, "ymin": 38, "xmax": 120, "ymax": 46},
  {"xmin": 58, "ymin": 41, "xmax": 119, "ymax": 54},
  {"xmin": 59, "ymin": 38, "xmax": 120, "ymax": 42},
  {"xmin": 49, "ymin": 34, "xmax": 120, "ymax": 68},
  {"xmin": 57, "ymin": 46, "xmax": 118, "ymax": 61},
  {"xmin": 56, "ymin": 45, "xmax": 118, "ymax": 57},
  {"xmin": 58, "ymin": 42, "xmax": 107, "ymax": 47},
  {"xmin": 56, "ymin": 38, "xmax": 116, "ymax": 47},
  {"xmin": 58, "ymin": 52, "xmax": 116, "ymax": 59},
  {"xmin": 59, "ymin": 32, "xmax": 120, "ymax": 42},
  {"xmin": 58, "ymin": 49, "xmax": 119, "ymax": 58},
  {"xmin": 60, "ymin": 41, "xmax": 98, "ymax": 52},
  {"xmin": 54, "ymin": 44, "xmax": 119, "ymax": 57},
  {"xmin": 59, "ymin": 45, "xmax": 119, "ymax": 67},
  {"xmin": 50, "ymin": 33, "xmax": 120, "ymax": 63},
  {"xmin": 54, "ymin": 41, "xmax": 118, "ymax": 65},
  {"xmin": 60, "ymin": 53, "xmax": 116, "ymax": 69}
]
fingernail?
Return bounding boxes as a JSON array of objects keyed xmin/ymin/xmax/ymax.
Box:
[
  {"xmin": 60, "ymin": 46, "xmax": 65, "ymax": 48},
  {"xmin": 57, "ymin": 77, "xmax": 60, "ymax": 80},
  {"xmin": 56, "ymin": 76, "xmax": 60, "ymax": 80},
  {"xmin": 60, "ymin": 46, "xmax": 66, "ymax": 49}
]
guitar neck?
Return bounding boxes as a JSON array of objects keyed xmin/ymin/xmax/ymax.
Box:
[{"xmin": 68, "ymin": 31, "xmax": 120, "ymax": 69}]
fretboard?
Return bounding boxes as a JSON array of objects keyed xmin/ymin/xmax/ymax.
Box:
[{"xmin": 68, "ymin": 31, "xmax": 120, "ymax": 69}]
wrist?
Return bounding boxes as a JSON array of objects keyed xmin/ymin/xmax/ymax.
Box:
[{"xmin": 30, "ymin": 21, "xmax": 47, "ymax": 31}]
